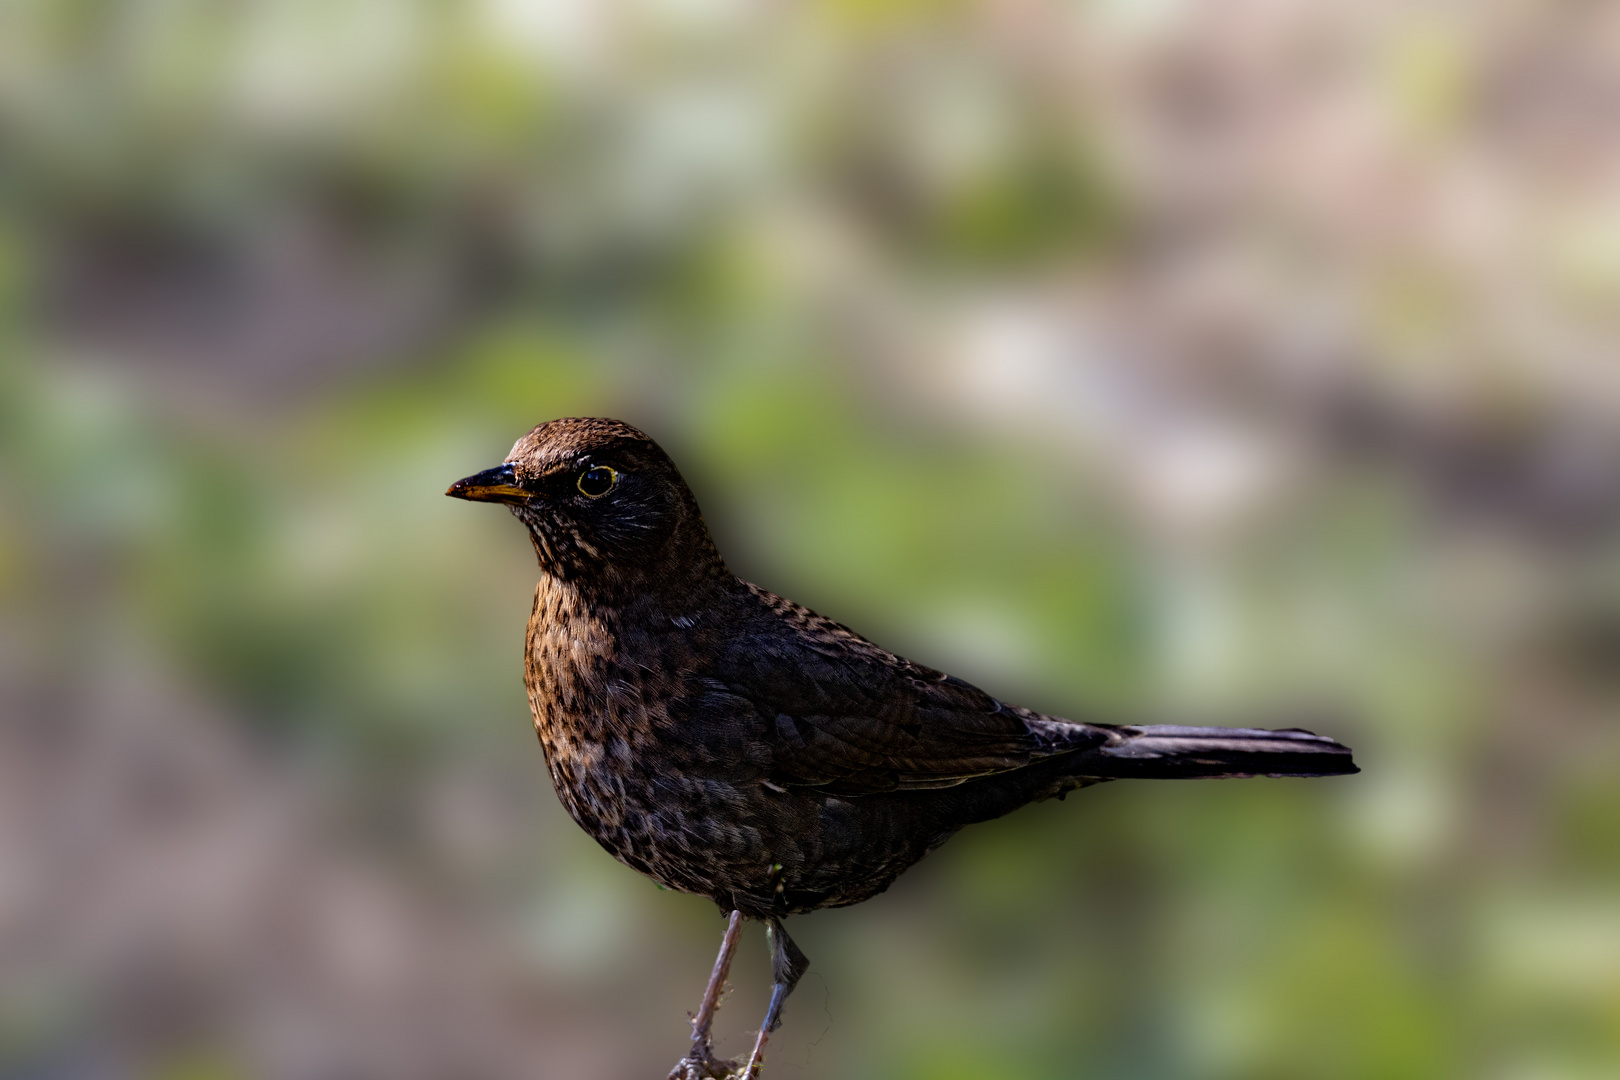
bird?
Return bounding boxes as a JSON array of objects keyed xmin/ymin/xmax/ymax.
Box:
[{"xmin": 446, "ymin": 417, "xmax": 1358, "ymax": 1080}]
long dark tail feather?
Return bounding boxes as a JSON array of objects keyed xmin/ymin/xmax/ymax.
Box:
[{"xmin": 1084, "ymin": 724, "xmax": 1358, "ymax": 780}]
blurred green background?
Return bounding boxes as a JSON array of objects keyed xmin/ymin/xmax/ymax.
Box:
[{"xmin": 3, "ymin": 1, "xmax": 1620, "ymax": 1077}]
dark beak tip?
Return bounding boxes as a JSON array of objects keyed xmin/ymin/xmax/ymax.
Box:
[{"xmin": 446, "ymin": 463, "xmax": 528, "ymax": 505}]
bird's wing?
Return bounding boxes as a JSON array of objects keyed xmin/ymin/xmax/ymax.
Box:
[{"xmin": 707, "ymin": 584, "xmax": 1103, "ymax": 795}]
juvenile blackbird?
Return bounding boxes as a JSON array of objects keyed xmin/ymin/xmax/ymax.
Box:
[{"xmin": 447, "ymin": 417, "xmax": 1357, "ymax": 1079}]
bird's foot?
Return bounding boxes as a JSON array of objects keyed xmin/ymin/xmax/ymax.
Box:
[{"xmin": 666, "ymin": 1048, "xmax": 742, "ymax": 1080}]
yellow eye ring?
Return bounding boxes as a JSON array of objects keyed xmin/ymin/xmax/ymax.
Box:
[{"xmin": 577, "ymin": 465, "xmax": 618, "ymax": 498}]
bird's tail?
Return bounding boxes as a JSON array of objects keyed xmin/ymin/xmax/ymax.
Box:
[{"xmin": 1082, "ymin": 724, "xmax": 1358, "ymax": 780}]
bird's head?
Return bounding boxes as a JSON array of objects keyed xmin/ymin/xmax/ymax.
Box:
[{"xmin": 447, "ymin": 417, "xmax": 727, "ymax": 596}]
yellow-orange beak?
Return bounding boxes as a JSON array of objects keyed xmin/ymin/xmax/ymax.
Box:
[{"xmin": 446, "ymin": 463, "xmax": 531, "ymax": 505}]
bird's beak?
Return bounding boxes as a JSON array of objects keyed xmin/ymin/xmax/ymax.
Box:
[{"xmin": 446, "ymin": 463, "xmax": 531, "ymax": 504}]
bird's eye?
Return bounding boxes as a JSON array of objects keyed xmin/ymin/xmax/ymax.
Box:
[{"xmin": 577, "ymin": 465, "xmax": 618, "ymax": 498}]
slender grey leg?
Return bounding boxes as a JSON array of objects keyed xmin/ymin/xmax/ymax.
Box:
[
  {"xmin": 691, "ymin": 911, "xmax": 744, "ymax": 1055},
  {"xmin": 668, "ymin": 910, "xmax": 745, "ymax": 1080},
  {"xmin": 742, "ymin": 919, "xmax": 810, "ymax": 1079}
]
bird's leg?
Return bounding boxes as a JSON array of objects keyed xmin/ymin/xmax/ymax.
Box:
[
  {"xmin": 742, "ymin": 919, "xmax": 809, "ymax": 1080},
  {"xmin": 668, "ymin": 910, "xmax": 744, "ymax": 1080},
  {"xmin": 691, "ymin": 911, "xmax": 745, "ymax": 1059}
]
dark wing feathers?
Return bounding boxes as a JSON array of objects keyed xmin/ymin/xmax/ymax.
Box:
[
  {"xmin": 700, "ymin": 583, "xmax": 1356, "ymax": 794},
  {"xmin": 712, "ymin": 585, "xmax": 1097, "ymax": 794}
]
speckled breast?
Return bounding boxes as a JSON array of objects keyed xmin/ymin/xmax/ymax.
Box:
[{"xmin": 521, "ymin": 581, "xmax": 781, "ymax": 906}]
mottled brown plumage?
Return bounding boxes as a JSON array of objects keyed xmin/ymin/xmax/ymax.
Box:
[{"xmin": 447, "ymin": 417, "xmax": 1357, "ymax": 1079}]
